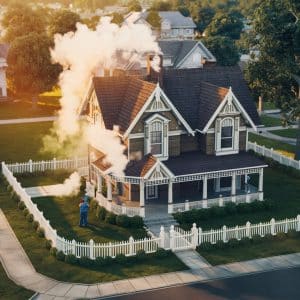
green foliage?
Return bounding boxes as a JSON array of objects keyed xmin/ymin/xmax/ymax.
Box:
[
  {"xmin": 32, "ymin": 221, "xmax": 39, "ymax": 230},
  {"xmin": 96, "ymin": 206, "xmax": 107, "ymax": 221},
  {"xmin": 65, "ymin": 254, "xmax": 78, "ymax": 265},
  {"xmin": 203, "ymin": 36, "xmax": 240, "ymax": 66},
  {"xmin": 11, "ymin": 192, "xmax": 20, "ymax": 203},
  {"xmin": 45, "ymin": 239, "xmax": 52, "ymax": 250},
  {"xmin": 136, "ymin": 249, "xmax": 147, "ymax": 261},
  {"xmin": 115, "ymin": 253, "xmax": 127, "ymax": 265},
  {"xmin": 193, "ymin": 6, "xmax": 216, "ymax": 33},
  {"xmin": 56, "ymin": 251, "xmax": 65, "ymax": 261},
  {"xmin": 6, "ymin": 185, "xmax": 13, "ymax": 193},
  {"xmin": 210, "ymin": 206, "xmax": 226, "ymax": 217},
  {"xmin": 227, "ymin": 238, "xmax": 239, "ymax": 248},
  {"xmin": 236, "ymin": 203, "xmax": 252, "ymax": 214},
  {"xmin": 151, "ymin": 0, "xmax": 172, "ymax": 11},
  {"xmin": 26, "ymin": 213, "xmax": 34, "ymax": 223},
  {"xmin": 111, "ymin": 13, "xmax": 124, "ymax": 25},
  {"xmin": 128, "ymin": 0, "xmax": 142, "ymax": 12},
  {"xmin": 90, "ymin": 199, "xmax": 98, "ymax": 211},
  {"xmin": 78, "ymin": 256, "xmax": 93, "ymax": 267},
  {"xmin": 50, "ymin": 247, "xmax": 57, "ymax": 257},
  {"xmin": 80, "ymin": 177, "xmax": 86, "ymax": 192},
  {"xmin": 224, "ymin": 202, "xmax": 237, "ymax": 214},
  {"xmin": 18, "ymin": 201, "xmax": 25, "ymax": 210},
  {"xmin": 198, "ymin": 241, "xmax": 214, "ymax": 251},
  {"xmin": 251, "ymin": 235, "xmax": 263, "ymax": 244},
  {"xmin": 154, "ymin": 248, "xmax": 170, "ymax": 259},
  {"xmin": 178, "ymin": 6, "xmax": 190, "ymax": 17},
  {"xmin": 95, "ymin": 256, "xmax": 107, "ymax": 267},
  {"xmin": 36, "ymin": 227, "xmax": 45, "ymax": 238},
  {"xmin": 23, "ymin": 208, "xmax": 29, "ymax": 216},
  {"xmin": 146, "ymin": 10, "xmax": 161, "ymax": 29},
  {"xmin": 116, "ymin": 215, "xmax": 130, "ymax": 228},
  {"xmin": 104, "ymin": 212, "xmax": 117, "ymax": 225},
  {"xmin": 287, "ymin": 229, "xmax": 298, "ymax": 238},
  {"xmin": 129, "ymin": 215, "xmax": 144, "ymax": 228}
]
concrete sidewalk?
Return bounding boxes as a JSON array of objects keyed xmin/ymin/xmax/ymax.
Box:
[
  {"xmin": 1, "ymin": 209, "xmax": 300, "ymax": 300},
  {"xmin": 0, "ymin": 116, "xmax": 57, "ymax": 125}
]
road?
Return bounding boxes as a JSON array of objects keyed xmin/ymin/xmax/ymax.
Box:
[{"xmin": 105, "ymin": 267, "xmax": 300, "ymax": 300}]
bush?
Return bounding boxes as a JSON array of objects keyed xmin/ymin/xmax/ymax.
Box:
[
  {"xmin": 96, "ymin": 206, "xmax": 107, "ymax": 221},
  {"xmin": 237, "ymin": 203, "xmax": 251, "ymax": 214},
  {"xmin": 215, "ymin": 240, "xmax": 226, "ymax": 249},
  {"xmin": 80, "ymin": 177, "xmax": 86, "ymax": 192},
  {"xmin": 250, "ymin": 200, "xmax": 264, "ymax": 212},
  {"xmin": 210, "ymin": 206, "xmax": 226, "ymax": 217},
  {"xmin": 6, "ymin": 184, "xmax": 13, "ymax": 192},
  {"xmin": 90, "ymin": 199, "xmax": 98, "ymax": 210},
  {"xmin": 196, "ymin": 209, "xmax": 210, "ymax": 220},
  {"xmin": 154, "ymin": 248, "xmax": 169, "ymax": 259},
  {"xmin": 32, "ymin": 221, "xmax": 39, "ymax": 230},
  {"xmin": 251, "ymin": 235, "xmax": 263, "ymax": 244},
  {"xmin": 264, "ymin": 233, "xmax": 274, "ymax": 241},
  {"xmin": 11, "ymin": 193, "xmax": 20, "ymax": 203},
  {"xmin": 95, "ymin": 256, "xmax": 107, "ymax": 267},
  {"xmin": 263, "ymin": 200, "xmax": 275, "ymax": 211},
  {"xmin": 18, "ymin": 201, "xmax": 25, "ymax": 210},
  {"xmin": 79, "ymin": 256, "xmax": 93, "ymax": 267},
  {"xmin": 130, "ymin": 215, "xmax": 144, "ymax": 228},
  {"xmin": 56, "ymin": 251, "xmax": 65, "ymax": 261},
  {"xmin": 36, "ymin": 227, "xmax": 45, "ymax": 238},
  {"xmin": 198, "ymin": 242, "xmax": 214, "ymax": 251},
  {"xmin": 26, "ymin": 213, "xmax": 34, "ymax": 223},
  {"xmin": 136, "ymin": 249, "xmax": 147, "ymax": 261},
  {"xmin": 227, "ymin": 238, "xmax": 239, "ymax": 248},
  {"xmin": 104, "ymin": 256, "xmax": 113, "ymax": 265},
  {"xmin": 116, "ymin": 215, "xmax": 130, "ymax": 228},
  {"xmin": 115, "ymin": 253, "xmax": 127, "ymax": 265},
  {"xmin": 105, "ymin": 212, "xmax": 116, "ymax": 225},
  {"xmin": 23, "ymin": 208, "xmax": 29, "ymax": 216},
  {"xmin": 240, "ymin": 237, "xmax": 251, "ymax": 245},
  {"xmin": 65, "ymin": 254, "xmax": 78, "ymax": 265},
  {"xmin": 287, "ymin": 229, "xmax": 298, "ymax": 238},
  {"xmin": 50, "ymin": 247, "xmax": 57, "ymax": 256},
  {"xmin": 276, "ymin": 232, "xmax": 286, "ymax": 241},
  {"xmin": 224, "ymin": 202, "xmax": 237, "ymax": 215},
  {"xmin": 45, "ymin": 239, "xmax": 52, "ymax": 250}
]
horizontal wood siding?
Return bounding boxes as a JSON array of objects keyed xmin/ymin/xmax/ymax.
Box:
[
  {"xmin": 180, "ymin": 135, "xmax": 199, "ymax": 153},
  {"xmin": 206, "ymin": 133, "xmax": 215, "ymax": 155}
]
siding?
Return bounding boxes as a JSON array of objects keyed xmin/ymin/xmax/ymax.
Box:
[
  {"xmin": 180, "ymin": 134, "xmax": 199, "ymax": 153},
  {"xmin": 169, "ymin": 135, "xmax": 180, "ymax": 156},
  {"xmin": 239, "ymin": 131, "xmax": 247, "ymax": 151},
  {"xmin": 206, "ymin": 133, "xmax": 215, "ymax": 155}
]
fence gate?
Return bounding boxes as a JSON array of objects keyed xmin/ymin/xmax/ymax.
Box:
[{"xmin": 169, "ymin": 225, "xmax": 196, "ymax": 251}]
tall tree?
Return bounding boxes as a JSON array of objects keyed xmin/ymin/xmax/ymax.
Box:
[
  {"xmin": 127, "ymin": 0, "xmax": 142, "ymax": 12},
  {"xmin": 151, "ymin": 0, "xmax": 172, "ymax": 11},
  {"xmin": 7, "ymin": 33, "xmax": 62, "ymax": 100}
]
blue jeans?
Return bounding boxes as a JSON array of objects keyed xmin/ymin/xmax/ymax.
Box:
[{"xmin": 79, "ymin": 212, "xmax": 88, "ymax": 226}]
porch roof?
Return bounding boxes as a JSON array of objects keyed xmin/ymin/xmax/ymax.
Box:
[{"xmin": 164, "ymin": 151, "xmax": 267, "ymax": 176}]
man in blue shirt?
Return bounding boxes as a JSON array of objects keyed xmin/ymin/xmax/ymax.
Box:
[{"xmin": 79, "ymin": 195, "xmax": 89, "ymax": 227}]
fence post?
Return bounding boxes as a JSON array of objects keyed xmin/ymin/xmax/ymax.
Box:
[
  {"xmin": 29, "ymin": 159, "xmax": 33, "ymax": 173},
  {"xmin": 170, "ymin": 225, "xmax": 175, "ymax": 250},
  {"xmin": 185, "ymin": 200, "xmax": 189, "ymax": 211},
  {"xmin": 270, "ymin": 148, "xmax": 274, "ymax": 159},
  {"xmin": 75, "ymin": 156, "xmax": 78, "ymax": 169},
  {"xmin": 72, "ymin": 239, "xmax": 76, "ymax": 255},
  {"xmin": 202, "ymin": 199, "xmax": 207, "ymax": 209},
  {"xmin": 109, "ymin": 242, "xmax": 112, "ymax": 257},
  {"xmin": 191, "ymin": 223, "xmax": 198, "ymax": 249},
  {"xmin": 222, "ymin": 225, "xmax": 227, "ymax": 243},
  {"xmin": 270, "ymin": 218, "xmax": 275, "ymax": 235},
  {"xmin": 297, "ymin": 215, "xmax": 300, "ymax": 232},
  {"xmin": 89, "ymin": 239, "xmax": 94, "ymax": 259},
  {"xmin": 53, "ymin": 158, "xmax": 57, "ymax": 170},
  {"xmin": 198, "ymin": 227, "xmax": 202, "ymax": 246},
  {"xmin": 246, "ymin": 221, "xmax": 251, "ymax": 238},
  {"xmin": 259, "ymin": 222, "xmax": 263, "ymax": 237},
  {"xmin": 41, "ymin": 160, "xmax": 45, "ymax": 172},
  {"xmin": 235, "ymin": 225, "xmax": 239, "ymax": 240},
  {"xmin": 284, "ymin": 218, "xmax": 288, "ymax": 233},
  {"xmin": 122, "ymin": 203, "xmax": 126, "ymax": 215},
  {"xmin": 219, "ymin": 195, "xmax": 223, "ymax": 207},
  {"xmin": 159, "ymin": 226, "xmax": 165, "ymax": 249},
  {"xmin": 129, "ymin": 236, "xmax": 134, "ymax": 256}
]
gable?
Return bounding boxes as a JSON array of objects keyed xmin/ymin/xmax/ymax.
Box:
[{"xmin": 177, "ymin": 45, "xmax": 204, "ymax": 69}]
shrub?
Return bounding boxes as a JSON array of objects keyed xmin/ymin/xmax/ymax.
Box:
[
  {"xmin": 115, "ymin": 253, "xmax": 127, "ymax": 265},
  {"xmin": 251, "ymin": 234, "xmax": 263, "ymax": 244},
  {"xmin": 287, "ymin": 229, "xmax": 298, "ymax": 238},
  {"xmin": 105, "ymin": 212, "xmax": 116, "ymax": 225},
  {"xmin": 264, "ymin": 233, "xmax": 274, "ymax": 241},
  {"xmin": 198, "ymin": 242, "xmax": 214, "ymax": 251},
  {"xmin": 45, "ymin": 239, "xmax": 52, "ymax": 250},
  {"xmin": 23, "ymin": 208, "xmax": 29, "ymax": 216},
  {"xmin": 116, "ymin": 215, "xmax": 130, "ymax": 228},
  {"xmin": 154, "ymin": 248, "xmax": 169, "ymax": 259},
  {"xmin": 18, "ymin": 201, "xmax": 25, "ymax": 210},
  {"xmin": 240, "ymin": 237, "xmax": 251, "ymax": 245},
  {"xmin": 136, "ymin": 249, "xmax": 147, "ymax": 261},
  {"xmin": 210, "ymin": 206, "xmax": 226, "ymax": 217},
  {"xmin": 56, "ymin": 251, "xmax": 65, "ymax": 261},
  {"xmin": 65, "ymin": 254, "xmax": 78, "ymax": 265},
  {"xmin": 236, "ymin": 203, "xmax": 251, "ymax": 214},
  {"xmin": 104, "ymin": 256, "xmax": 113, "ymax": 265},
  {"xmin": 50, "ymin": 247, "xmax": 57, "ymax": 257},
  {"xmin": 196, "ymin": 209, "xmax": 210, "ymax": 220},
  {"xmin": 250, "ymin": 200, "xmax": 264, "ymax": 212},
  {"xmin": 26, "ymin": 213, "xmax": 34, "ymax": 223},
  {"xmin": 227, "ymin": 238, "xmax": 239, "ymax": 248},
  {"xmin": 6, "ymin": 185, "xmax": 13, "ymax": 192},
  {"xmin": 37, "ymin": 227, "xmax": 45, "ymax": 238},
  {"xmin": 276, "ymin": 232, "xmax": 286, "ymax": 240},
  {"xmin": 95, "ymin": 256, "xmax": 107, "ymax": 267},
  {"xmin": 11, "ymin": 193, "xmax": 20, "ymax": 203},
  {"xmin": 79, "ymin": 256, "xmax": 93, "ymax": 267},
  {"xmin": 215, "ymin": 240, "xmax": 226, "ymax": 249},
  {"xmin": 263, "ymin": 200, "xmax": 275, "ymax": 211},
  {"xmin": 96, "ymin": 206, "xmax": 107, "ymax": 221},
  {"xmin": 90, "ymin": 199, "xmax": 98, "ymax": 210},
  {"xmin": 130, "ymin": 215, "xmax": 144, "ymax": 228},
  {"xmin": 224, "ymin": 202, "xmax": 237, "ymax": 215},
  {"xmin": 32, "ymin": 221, "xmax": 39, "ymax": 230}
]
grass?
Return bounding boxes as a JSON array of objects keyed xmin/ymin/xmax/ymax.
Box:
[
  {"xmin": 260, "ymin": 115, "xmax": 282, "ymax": 127},
  {"xmin": 0, "ymin": 98, "xmax": 60, "ymax": 119},
  {"xmin": 0, "ymin": 178, "xmax": 186, "ymax": 283},
  {"xmin": 15, "ymin": 170, "xmax": 73, "ymax": 187},
  {"xmin": 249, "ymin": 133, "xmax": 296, "ymax": 154},
  {"xmin": 0, "ymin": 264, "xmax": 33, "ymax": 300},
  {"xmin": 32, "ymin": 194, "xmax": 147, "ymax": 242},
  {"xmin": 262, "ymin": 102, "xmax": 277, "ymax": 110},
  {"xmin": 270, "ymin": 128, "xmax": 298, "ymax": 139},
  {"xmin": 177, "ymin": 167, "xmax": 300, "ymax": 231},
  {"xmin": 198, "ymin": 234, "xmax": 300, "ymax": 266}
]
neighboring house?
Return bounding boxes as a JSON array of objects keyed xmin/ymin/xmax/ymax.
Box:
[
  {"xmin": 81, "ymin": 66, "xmax": 266, "ymax": 218},
  {"xmin": 0, "ymin": 43, "xmax": 8, "ymax": 99},
  {"xmin": 124, "ymin": 11, "xmax": 196, "ymax": 40}
]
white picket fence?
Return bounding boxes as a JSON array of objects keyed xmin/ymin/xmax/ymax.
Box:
[
  {"xmin": 164, "ymin": 215, "xmax": 300, "ymax": 251},
  {"xmin": 6, "ymin": 157, "xmax": 88, "ymax": 174},
  {"xmin": 1, "ymin": 162, "xmax": 160, "ymax": 258},
  {"xmin": 247, "ymin": 141, "xmax": 300, "ymax": 170}
]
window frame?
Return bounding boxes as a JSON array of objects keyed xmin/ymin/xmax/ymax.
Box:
[{"xmin": 150, "ymin": 120, "xmax": 164, "ymax": 156}]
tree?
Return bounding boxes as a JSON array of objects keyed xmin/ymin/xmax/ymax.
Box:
[
  {"xmin": 7, "ymin": 33, "xmax": 62, "ymax": 100},
  {"xmin": 178, "ymin": 6, "xmax": 190, "ymax": 17},
  {"xmin": 146, "ymin": 11, "xmax": 161, "ymax": 29},
  {"xmin": 192, "ymin": 6, "xmax": 215, "ymax": 33},
  {"xmin": 205, "ymin": 11, "xmax": 244, "ymax": 40},
  {"xmin": 49, "ymin": 9, "xmax": 81, "ymax": 36},
  {"xmin": 128, "ymin": 0, "xmax": 142, "ymax": 12},
  {"xmin": 111, "ymin": 13, "xmax": 124, "ymax": 25},
  {"xmin": 203, "ymin": 36, "xmax": 240, "ymax": 66},
  {"xmin": 151, "ymin": 0, "xmax": 172, "ymax": 11},
  {"xmin": 1, "ymin": 2, "xmax": 46, "ymax": 42}
]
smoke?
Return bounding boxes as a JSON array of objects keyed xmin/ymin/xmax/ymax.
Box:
[
  {"xmin": 53, "ymin": 172, "xmax": 81, "ymax": 196},
  {"xmin": 43, "ymin": 17, "xmax": 160, "ymax": 176}
]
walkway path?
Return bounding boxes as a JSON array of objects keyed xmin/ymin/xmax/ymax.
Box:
[
  {"xmin": 1, "ymin": 209, "xmax": 300, "ymax": 300},
  {"xmin": 25, "ymin": 184, "xmax": 65, "ymax": 198},
  {"xmin": 0, "ymin": 116, "xmax": 57, "ymax": 125}
]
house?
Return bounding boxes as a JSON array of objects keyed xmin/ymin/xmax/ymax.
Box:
[
  {"xmin": 124, "ymin": 11, "xmax": 196, "ymax": 40},
  {"xmin": 81, "ymin": 66, "xmax": 267, "ymax": 219},
  {"xmin": 0, "ymin": 43, "xmax": 8, "ymax": 99}
]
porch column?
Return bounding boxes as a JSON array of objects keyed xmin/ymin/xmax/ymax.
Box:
[
  {"xmin": 168, "ymin": 181, "xmax": 173, "ymax": 204},
  {"xmin": 215, "ymin": 178, "xmax": 221, "ymax": 193},
  {"xmin": 231, "ymin": 173, "xmax": 236, "ymax": 203},
  {"xmin": 140, "ymin": 181, "xmax": 145, "ymax": 207},
  {"xmin": 258, "ymin": 168, "xmax": 264, "ymax": 201},
  {"xmin": 106, "ymin": 178, "xmax": 112, "ymax": 201},
  {"xmin": 202, "ymin": 175, "xmax": 208, "ymax": 209},
  {"xmin": 97, "ymin": 174, "xmax": 102, "ymax": 193}
]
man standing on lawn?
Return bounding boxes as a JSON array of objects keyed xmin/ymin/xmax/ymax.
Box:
[{"xmin": 79, "ymin": 195, "xmax": 89, "ymax": 227}]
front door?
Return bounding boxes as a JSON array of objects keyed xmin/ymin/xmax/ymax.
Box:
[{"xmin": 146, "ymin": 185, "xmax": 158, "ymax": 200}]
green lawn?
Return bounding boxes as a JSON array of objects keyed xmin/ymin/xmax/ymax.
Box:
[
  {"xmin": 0, "ymin": 178, "xmax": 186, "ymax": 284},
  {"xmin": 198, "ymin": 234, "xmax": 300, "ymax": 266},
  {"xmin": 262, "ymin": 102, "xmax": 277, "ymax": 110},
  {"xmin": 32, "ymin": 194, "xmax": 147, "ymax": 242},
  {"xmin": 15, "ymin": 170, "xmax": 73, "ymax": 187},
  {"xmin": 176, "ymin": 167, "xmax": 300, "ymax": 231},
  {"xmin": 0, "ymin": 98, "xmax": 59, "ymax": 119},
  {"xmin": 260, "ymin": 115, "xmax": 282, "ymax": 127},
  {"xmin": 0, "ymin": 263, "xmax": 33, "ymax": 300},
  {"xmin": 249, "ymin": 133, "xmax": 296, "ymax": 154},
  {"xmin": 270, "ymin": 128, "xmax": 298, "ymax": 139}
]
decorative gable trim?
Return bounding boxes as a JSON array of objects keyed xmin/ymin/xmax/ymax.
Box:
[
  {"xmin": 145, "ymin": 87, "xmax": 170, "ymax": 112},
  {"xmin": 123, "ymin": 83, "xmax": 194, "ymax": 138},
  {"xmin": 144, "ymin": 160, "xmax": 174, "ymax": 180},
  {"xmin": 202, "ymin": 88, "xmax": 257, "ymax": 133}
]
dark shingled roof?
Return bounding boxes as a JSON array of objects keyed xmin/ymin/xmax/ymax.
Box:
[
  {"xmin": 163, "ymin": 66, "xmax": 261, "ymax": 130},
  {"xmin": 125, "ymin": 154, "xmax": 156, "ymax": 177},
  {"xmin": 164, "ymin": 151, "xmax": 267, "ymax": 176},
  {"xmin": 93, "ymin": 76, "xmax": 156, "ymax": 133}
]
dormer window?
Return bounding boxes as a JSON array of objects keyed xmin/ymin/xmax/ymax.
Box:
[
  {"xmin": 150, "ymin": 121, "xmax": 163, "ymax": 155},
  {"xmin": 221, "ymin": 118, "xmax": 233, "ymax": 149}
]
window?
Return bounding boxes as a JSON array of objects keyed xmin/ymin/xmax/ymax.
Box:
[
  {"xmin": 221, "ymin": 118, "xmax": 233, "ymax": 149},
  {"xmin": 150, "ymin": 121, "xmax": 163, "ymax": 155}
]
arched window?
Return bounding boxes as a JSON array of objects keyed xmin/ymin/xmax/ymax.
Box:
[
  {"xmin": 150, "ymin": 121, "xmax": 163, "ymax": 155},
  {"xmin": 221, "ymin": 118, "xmax": 233, "ymax": 149}
]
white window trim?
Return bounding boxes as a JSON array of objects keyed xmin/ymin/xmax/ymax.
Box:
[{"xmin": 146, "ymin": 185, "xmax": 158, "ymax": 199}]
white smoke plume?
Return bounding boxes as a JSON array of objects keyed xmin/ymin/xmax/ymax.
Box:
[
  {"xmin": 46, "ymin": 17, "xmax": 160, "ymax": 176},
  {"xmin": 52, "ymin": 172, "xmax": 81, "ymax": 196}
]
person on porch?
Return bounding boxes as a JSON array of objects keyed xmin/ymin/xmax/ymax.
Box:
[{"xmin": 79, "ymin": 195, "xmax": 89, "ymax": 227}]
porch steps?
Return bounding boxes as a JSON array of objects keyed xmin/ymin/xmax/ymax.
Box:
[{"xmin": 144, "ymin": 215, "xmax": 178, "ymax": 236}]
